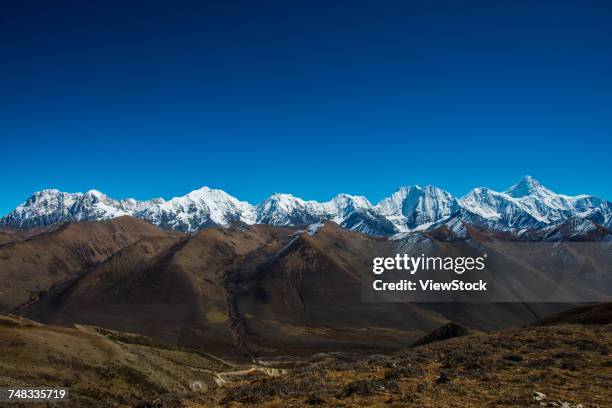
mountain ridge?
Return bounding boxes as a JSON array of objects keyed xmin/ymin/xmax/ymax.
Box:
[{"xmin": 2, "ymin": 176, "xmax": 610, "ymax": 237}]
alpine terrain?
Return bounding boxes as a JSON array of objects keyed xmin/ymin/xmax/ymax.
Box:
[{"xmin": 2, "ymin": 176, "xmax": 610, "ymax": 238}]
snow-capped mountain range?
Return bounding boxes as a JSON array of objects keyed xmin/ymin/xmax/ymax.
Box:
[{"xmin": 2, "ymin": 176, "xmax": 610, "ymax": 238}]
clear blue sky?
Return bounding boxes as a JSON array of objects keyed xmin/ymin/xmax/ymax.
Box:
[{"xmin": 1, "ymin": 0, "xmax": 611, "ymax": 215}]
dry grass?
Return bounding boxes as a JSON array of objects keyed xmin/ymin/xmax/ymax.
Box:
[
  {"xmin": 180, "ymin": 323, "xmax": 611, "ymax": 407},
  {"xmin": 0, "ymin": 315, "xmax": 230, "ymax": 407},
  {"xmin": 1, "ymin": 314, "xmax": 610, "ymax": 407}
]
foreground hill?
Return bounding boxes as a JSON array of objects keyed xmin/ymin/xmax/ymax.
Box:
[
  {"xmin": 0, "ymin": 314, "xmax": 232, "ymax": 407},
  {"xmin": 1, "ymin": 311, "xmax": 609, "ymax": 407},
  {"xmin": 201, "ymin": 321, "xmax": 611, "ymax": 407}
]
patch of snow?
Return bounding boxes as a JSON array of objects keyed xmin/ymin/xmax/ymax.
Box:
[{"xmin": 307, "ymin": 222, "xmax": 325, "ymax": 236}]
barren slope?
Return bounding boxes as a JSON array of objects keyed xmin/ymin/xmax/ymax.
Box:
[
  {"xmin": 17, "ymin": 222, "xmax": 447, "ymax": 358},
  {"xmin": 0, "ymin": 217, "xmax": 182, "ymax": 312},
  {"xmin": 0, "ymin": 314, "xmax": 231, "ymax": 407},
  {"xmin": 197, "ymin": 321, "xmax": 612, "ymax": 407},
  {"xmin": 9, "ymin": 218, "xmax": 608, "ymax": 360}
]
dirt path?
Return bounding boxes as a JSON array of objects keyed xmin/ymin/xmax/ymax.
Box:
[
  {"xmin": 213, "ymin": 366, "xmax": 287, "ymax": 386},
  {"xmin": 73, "ymin": 323, "xmax": 288, "ymax": 388}
]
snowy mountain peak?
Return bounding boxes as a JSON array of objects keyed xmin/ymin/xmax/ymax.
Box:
[
  {"xmin": 137, "ymin": 186, "xmax": 256, "ymax": 231},
  {"xmin": 85, "ymin": 189, "xmax": 105, "ymax": 198},
  {"xmin": 35, "ymin": 188, "xmax": 62, "ymax": 196},
  {"xmin": 256, "ymin": 193, "xmax": 324, "ymax": 226},
  {"xmin": 22, "ymin": 189, "xmax": 71, "ymax": 208},
  {"xmin": 186, "ymin": 186, "xmax": 225, "ymax": 199},
  {"xmin": 331, "ymin": 194, "xmax": 372, "ymax": 210},
  {"xmin": 262, "ymin": 193, "xmax": 306, "ymax": 207},
  {"xmin": 1, "ymin": 177, "xmax": 610, "ymax": 237},
  {"xmin": 376, "ymin": 185, "xmax": 459, "ymax": 232},
  {"xmin": 2, "ymin": 189, "xmax": 131, "ymax": 228},
  {"xmin": 505, "ymin": 175, "xmax": 553, "ymax": 198},
  {"xmin": 460, "ymin": 176, "xmax": 611, "ymax": 231},
  {"xmin": 253, "ymin": 192, "xmax": 394, "ymax": 236}
]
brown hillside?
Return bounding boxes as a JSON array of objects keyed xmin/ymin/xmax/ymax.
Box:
[
  {"xmin": 534, "ymin": 302, "xmax": 612, "ymax": 326},
  {"xmin": 17, "ymin": 222, "xmax": 448, "ymax": 358},
  {"xmin": 0, "ymin": 216, "xmax": 182, "ymax": 312},
  {"xmin": 0, "ymin": 314, "xmax": 232, "ymax": 407},
  {"xmin": 7, "ymin": 218, "xmax": 605, "ymax": 359}
]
